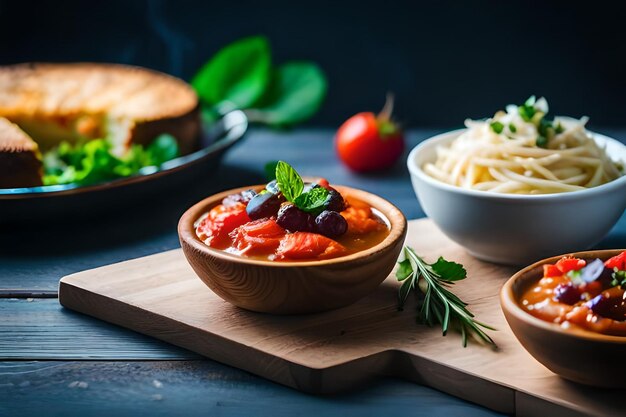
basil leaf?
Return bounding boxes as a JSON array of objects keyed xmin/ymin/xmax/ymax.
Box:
[
  {"xmin": 294, "ymin": 186, "xmax": 329, "ymax": 214},
  {"xmin": 430, "ymin": 256, "xmax": 467, "ymax": 281},
  {"xmin": 508, "ymin": 123, "xmax": 517, "ymax": 133},
  {"xmin": 248, "ymin": 62, "xmax": 327, "ymax": 126},
  {"xmin": 275, "ymin": 160, "xmax": 303, "ymax": 202},
  {"xmin": 192, "ymin": 36, "xmax": 271, "ymax": 108}
]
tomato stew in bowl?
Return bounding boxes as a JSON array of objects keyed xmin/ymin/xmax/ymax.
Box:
[
  {"xmin": 178, "ymin": 162, "xmax": 406, "ymax": 314},
  {"xmin": 501, "ymin": 249, "xmax": 626, "ymax": 388},
  {"xmin": 194, "ymin": 162, "xmax": 390, "ymax": 262},
  {"xmin": 520, "ymin": 251, "xmax": 626, "ymax": 336}
]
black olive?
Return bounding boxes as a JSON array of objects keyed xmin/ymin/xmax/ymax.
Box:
[
  {"xmin": 553, "ymin": 283, "xmax": 581, "ymax": 305},
  {"xmin": 314, "ymin": 210, "xmax": 348, "ymax": 238},
  {"xmin": 276, "ymin": 204, "xmax": 315, "ymax": 232},
  {"xmin": 324, "ymin": 189, "xmax": 346, "ymax": 212},
  {"xmin": 246, "ymin": 192, "xmax": 283, "ymax": 220}
]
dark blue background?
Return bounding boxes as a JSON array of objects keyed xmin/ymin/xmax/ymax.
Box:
[{"xmin": 2, "ymin": 0, "xmax": 625, "ymax": 127}]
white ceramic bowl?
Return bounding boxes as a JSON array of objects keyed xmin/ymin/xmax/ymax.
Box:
[{"xmin": 407, "ymin": 129, "xmax": 626, "ymax": 265}]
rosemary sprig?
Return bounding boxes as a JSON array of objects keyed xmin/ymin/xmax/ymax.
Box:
[{"xmin": 397, "ymin": 246, "xmax": 497, "ymax": 348}]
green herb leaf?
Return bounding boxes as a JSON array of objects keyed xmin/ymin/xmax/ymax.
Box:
[
  {"xmin": 490, "ymin": 121, "xmax": 504, "ymax": 134},
  {"xmin": 555, "ymin": 122, "xmax": 565, "ymax": 134},
  {"xmin": 536, "ymin": 135, "xmax": 548, "ymax": 148},
  {"xmin": 518, "ymin": 105, "xmax": 535, "ymax": 122},
  {"xmin": 294, "ymin": 186, "xmax": 329, "ymax": 214},
  {"xmin": 538, "ymin": 118, "xmax": 552, "ymax": 136},
  {"xmin": 395, "ymin": 247, "xmax": 497, "ymax": 348},
  {"xmin": 398, "ymin": 277, "xmax": 415, "ymax": 309},
  {"xmin": 396, "ymin": 259, "xmax": 414, "ymax": 281},
  {"xmin": 192, "ymin": 36, "xmax": 271, "ymax": 108},
  {"xmin": 525, "ymin": 95, "xmax": 536, "ymax": 107},
  {"xmin": 508, "ymin": 123, "xmax": 517, "ymax": 133},
  {"xmin": 611, "ymin": 269, "xmax": 626, "ymax": 287},
  {"xmin": 431, "ymin": 257, "xmax": 467, "ymax": 281},
  {"xmin": 264, "ymin": 160, "xmax": 279, "ymax": 181},
  {"xmin": 275, "ymin": 160, "xmax": 304, "ymax": 202},
  {"xmin": 246, "ymin": 62, "xmax": 327, "ymax": 126},
  {"xmin": 518, "ymin": 96, "xmax": 537, "ymax": 122}
]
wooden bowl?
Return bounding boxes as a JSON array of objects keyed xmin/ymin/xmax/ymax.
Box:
[
  {"xmin": 178, "ymin": 185, "xmax": 407, "ymax": 314},
  {"xmin": 500, "ymin": 249, "xmax": 626, "ymax": 388}
]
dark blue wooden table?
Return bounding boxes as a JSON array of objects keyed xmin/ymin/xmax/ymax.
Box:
[{"xmin": 2, "ymin": 128, "xmax": 625, "ymax": 417}]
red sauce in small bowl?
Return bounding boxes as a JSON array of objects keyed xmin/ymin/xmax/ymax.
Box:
[{"xmin": 521, "ymin": 252, "xmax": 626, "ymax": 336}]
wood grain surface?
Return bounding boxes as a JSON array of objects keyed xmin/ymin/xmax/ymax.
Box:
[
  {"xmin": 0, "ymin": 361, "xmax": 501, "ymax": 417},
  {"xmin": 0, "ymin": 298, "xmax": 196, "ymax": 360},
  {"xmin": 58, "ymin": 218, "xmax": 626, "ymax": 417}
]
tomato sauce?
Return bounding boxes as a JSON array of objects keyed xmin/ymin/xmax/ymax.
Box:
[
  {"xmin": 520, "ymin": 252, "xmax": 626, "ymax": 336},
  {"xmin": 195, "ymin": 194, "xmax": 389, "ymax": 262}
]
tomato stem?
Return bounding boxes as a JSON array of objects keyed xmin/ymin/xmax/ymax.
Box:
[{"xmin": 378, "ymin": 92, "xmax": 395, "ymax": 122}]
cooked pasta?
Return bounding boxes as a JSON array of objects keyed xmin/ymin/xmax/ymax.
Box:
[{"xmin": 424, "ymin": 97, "xmax": 624, "ymax": 194}]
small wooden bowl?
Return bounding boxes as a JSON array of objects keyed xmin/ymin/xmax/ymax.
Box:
[
  {"xmin": 500, "ymin": 249, "xmax": 626, "ymax": 388},
  {"xmin": 178, "ymin": 185, "xmax": 407, "ymax": 314}
]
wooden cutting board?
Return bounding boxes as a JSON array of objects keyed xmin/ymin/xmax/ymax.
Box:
[{"xmin": 59, "ymin": 219, "xmax": 624, "ymax": 417}]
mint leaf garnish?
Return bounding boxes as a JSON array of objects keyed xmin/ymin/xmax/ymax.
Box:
[
  {"xmin": 275, "ymin": 160, "xmax": 304, "ymax": 202},
  {"xmin": 294, "ymin": 186, "xmax": 329, "ymax": 214}
]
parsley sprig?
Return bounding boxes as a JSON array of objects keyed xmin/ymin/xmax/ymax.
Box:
[{"xmin": 397, "ymin": 247, "xmax": 496, "ymax": 348}]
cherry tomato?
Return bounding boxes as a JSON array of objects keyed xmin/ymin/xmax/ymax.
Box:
[
  {"xmin": 605, "ymin": 251, "xmax": 626, "ymax": 270},
  {"xmin": 543, "ymin": 264, "xmax": 562, "ymax": 277},
  {"xmin": 555, "ymin": 257, "xmax": 586, "ymax": 274},
  {"xmin": 335, "ymin": 94, "xmax": 404, "ymax": 172}
]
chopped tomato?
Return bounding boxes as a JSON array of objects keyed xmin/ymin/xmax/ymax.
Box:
[
  {"xmin": 230, "ymin": 218, "xmax": 286, "ymax": 256},
  {"xmin": 581, "ymin": 280, "xmax": 603, "ymax": 296},
  {"xmin": 196, "ymin": 203, "xmax": 250, "ymax": 248},
  {"xmin": 543, "ymin": 264, "xmax": 562, "ymax": 277},
  {"xmin": 605, "ymin": 251, "xmax": 626, "ymax": 270},
  {"xmin": 555, "ymin": 257, "xmax": 586, "ymax": 274},
  {"xmin": 275, "ymin": 232, "xmax": 347, "ymax": 260},
  {"xmin": 341, "ymin": 203, "xmax": 386, "ymax": 235}
]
